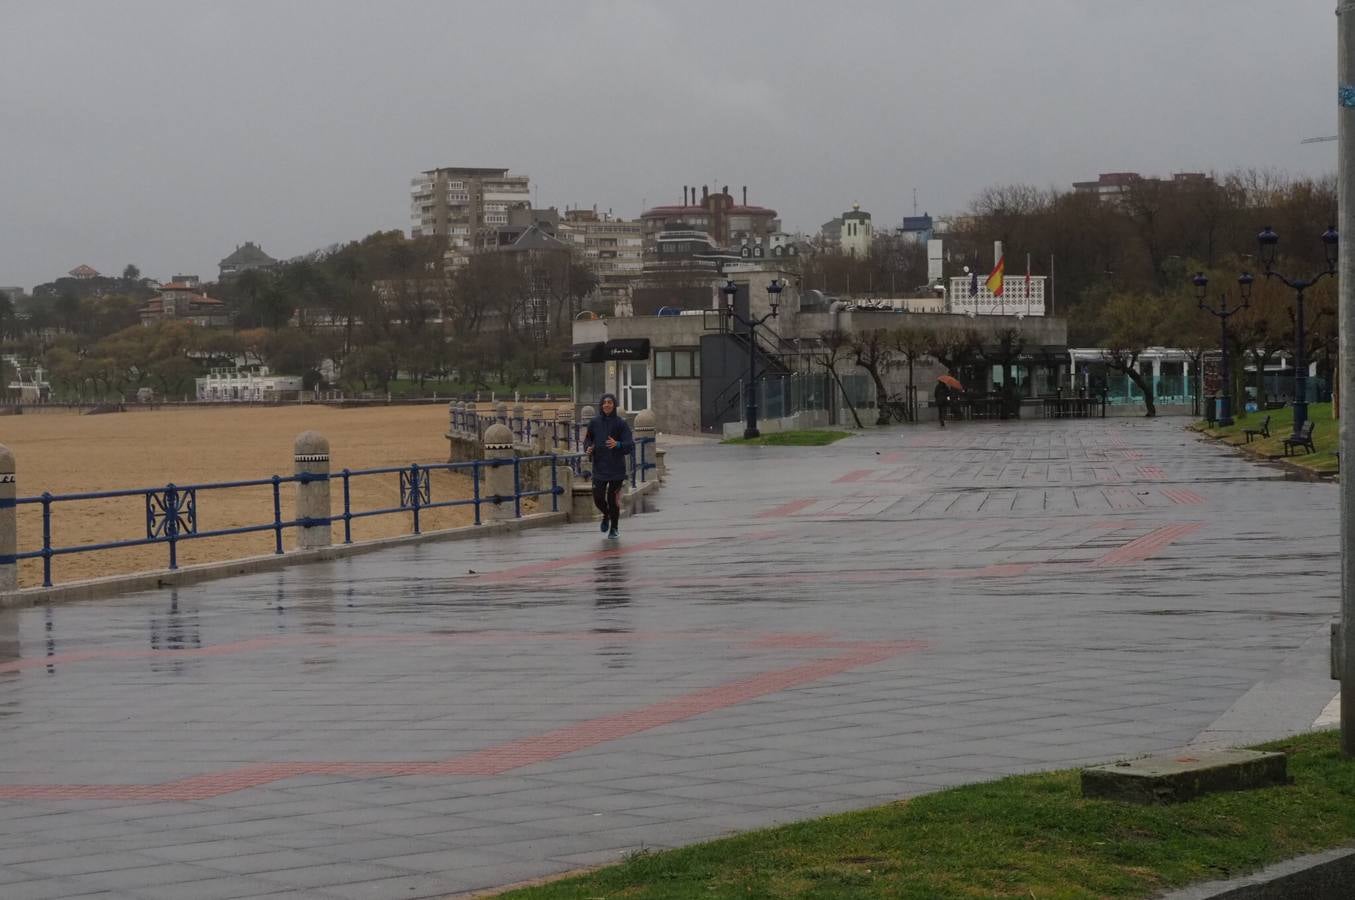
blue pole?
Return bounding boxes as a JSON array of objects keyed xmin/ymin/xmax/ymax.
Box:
[
  {"xmin": 271, "ymin": 475, "xmax": 283, "ymax": 554},
  {"xmin": 472, "ymin": 460, "xmax": 481, "ymax": 525},
  {"xmin": 512, "ymin": 458, "xmax": 521, "ymax": 518},
  {"xmin": 550, "ymin": 454, "xmax": 559, "ymax": 512},
  {"xmin": 341, "ymin": 468, "xmax": 352, "ymax": 544},
  {"xmin": 410, "ymin": 463, "xmax": 422, "ymax": 534},
  {"xmin": 166, "ymin": 483, "xmax": 179, "ymax": 571},
  {"xmin": 40, "ymin": 492, "xmax": 52, "ymax": 587}
]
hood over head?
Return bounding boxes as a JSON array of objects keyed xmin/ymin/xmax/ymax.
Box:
[{"xmin": 598, "ymin": 392, "xmax": 618, "ymax": 415}]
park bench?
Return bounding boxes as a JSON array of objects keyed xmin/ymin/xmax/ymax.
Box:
[
  {"xmin": 1243, "ymin": 415, "xmax": 1270, "ymax": 443},
  {"xmin": 1282, "ymin": 420, "xmax": 1316, "ymax": 456}
]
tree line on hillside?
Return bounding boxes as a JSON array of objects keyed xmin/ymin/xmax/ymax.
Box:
[
  {"xmin": 2, "ymin": 167, "xmax": 1335, "ymax": 409},
  {"xmin": 808, "ymin": 169, "xmax": 1337, "ymax": 415},
  {"xmin": 2, "ymin": 231, "xmax": 600, "ymax": 400}
]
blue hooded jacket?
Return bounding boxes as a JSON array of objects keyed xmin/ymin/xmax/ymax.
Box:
[{"xmin": 584, "ymin": 393, "xmax": 634, "ymax": 482}]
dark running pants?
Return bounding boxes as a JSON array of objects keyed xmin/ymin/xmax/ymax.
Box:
[{"xmin": 592, "ymin": 478, "xmax": 624, "ymax": 525}]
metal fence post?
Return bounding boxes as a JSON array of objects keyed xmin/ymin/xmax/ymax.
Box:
[
  {"xmin": 0, "ymin": 444, "xmax": 15, "ymax": 592},
  {"xmin": 409, "ymin": 463, "xmax": 423, "ymax": 533},
  {"xmin": 633, "ymin": 409, "xmax": 656, "ymax": 484},
  {"xmin": 294, "ymin": 431, "xmax": 331, "ymax": 550},
  {"xmin": 271, "ymin": 475, "xmax": 283, "ymax": 554},
  {"xmin": 341, "ymin": 468, "xmax": 353, "ymax": 544},
  {"xmin": 164, "ymin": 483, "xmax": 180, "ymax": 570},
  {"xmin": 40, "ymin": 492, "xmax": 52, "ymax": 587},
  {"xmin": 472, "ymin": 460, "xmax": 482, "ymax": 525}
]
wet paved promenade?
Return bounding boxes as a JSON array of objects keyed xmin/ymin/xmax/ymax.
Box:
[{"xmin": 0, "ymin": 418, "xmax": 1341, "ymax": 898}]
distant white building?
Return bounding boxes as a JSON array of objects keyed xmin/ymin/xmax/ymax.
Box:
[
  {"xmin": 822, "ymin": 204, "xmax": 873, "ymax": 257},
  {"xmin": 5, "ymin": 357, "xmax": 50, "ymax": 402},
  {"xmin": 195, "ymin": 366, "xmax": 304, "ymax": 401}
]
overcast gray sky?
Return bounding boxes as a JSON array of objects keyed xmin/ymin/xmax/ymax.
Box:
[{"xmin": 0, "ymin": 0, "xmax": 1338, "ymax": 291}]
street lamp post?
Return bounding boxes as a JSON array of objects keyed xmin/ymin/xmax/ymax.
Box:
[
  {"xmin": 1192, "ymin": 271, "xmax": 1254, "ymax": 427},
  {"xmin": 721, "ymin": 278, "xmax": 783, "ymax": 439},
  {"xmin": 1256, "ymin": 225, "xmax": 1339, "ymax": 435}
]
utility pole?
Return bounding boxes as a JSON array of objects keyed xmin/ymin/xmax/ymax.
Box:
[{"xmin": 1338, "ymin": 0, "xmax": 1355, "ymax": 756}]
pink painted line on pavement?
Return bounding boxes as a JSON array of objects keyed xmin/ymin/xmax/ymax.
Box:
[
  {"xmin": 1092, "ymin": 522, "xmax": 1203, "ymax": 567},
  {"xmin": 833, "ymin": 469, "xmax": 874, "ymax": 483},
  {"xmin": 0, "ymin": 638, "xmax": 927, "ymax": 802},
  {"xmin": 756, "ymin": 497, "xmax": 819, "ymax": 519}
]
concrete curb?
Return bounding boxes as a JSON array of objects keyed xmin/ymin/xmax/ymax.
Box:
[
  {"xmin": 1156, "ymin": 846, "xmax": 1355, "ymax": 899},
  {"xmin": 0, "ymin": 479, "xmax": 660, "ymax": 608}
]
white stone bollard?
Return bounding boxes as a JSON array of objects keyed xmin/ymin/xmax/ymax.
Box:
[
  {"xmin": 481, "ymin": 423, "xmax": 517, "ymax": 522},
  {"xmin": 293, "ymin": 431, "xmax": 332, "ymax": 550},
  {"xmin": 528, "ymin": 406, "xmax": 544, "ymax": 452},
  {"xmin": 512, "ymin": 403, "xmax": 525, "ymax": 444},
  {"xmin": 0, "ymin": 444, "xmax": 14, "ymax": 592},
  {"xmin": 556, "ymin": 407, "xmax": 573, "ymax": 453}
]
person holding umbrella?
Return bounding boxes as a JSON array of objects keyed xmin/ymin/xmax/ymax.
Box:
[{"xmin": 934, "ymin": 373, "xmax": 963, "ymax": 427}]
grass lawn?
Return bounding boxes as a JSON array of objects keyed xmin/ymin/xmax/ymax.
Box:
[
  {"xmin": 500, "ymin": 730, "xmax": 1355, "ymax": 899},
  {"xmin": 722, "ymin": 430, "xmax": 854, "ymax": 447},
  {"xmin": 1194, "ymin": 402, "xmax": 1338, "ymax": 474}
]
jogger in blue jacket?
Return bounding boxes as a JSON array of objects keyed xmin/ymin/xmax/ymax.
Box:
[{"xmin": 583, "ymin": 392, "xmax": 633, "ymax": 539}]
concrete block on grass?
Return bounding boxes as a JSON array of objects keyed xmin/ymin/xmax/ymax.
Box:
[{"xmin": 1080, "ymin": 749, "xmax": 1288, "ymax": 804}]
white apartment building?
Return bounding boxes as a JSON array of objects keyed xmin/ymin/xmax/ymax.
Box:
[
  {"xmin": 558, "ymin": 209, "xmax": 643, "ymax": 278},
  {"xmin": 409, "ymin": 166, "xmax": 531, "ymax": 251}
]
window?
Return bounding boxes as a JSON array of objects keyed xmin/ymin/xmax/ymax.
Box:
[
  {"xmin": 621, "ymin": 362, "xmax": 649, "ymax": 411},
  {"xmin": 655, "ymin": 349, "xmax": 700, "ymax": 378}
]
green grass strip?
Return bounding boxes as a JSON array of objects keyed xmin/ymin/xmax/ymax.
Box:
[
  {"xmin": 1194, "ymin": 402, "xmax": 1337, "ymax": 473},
  {"xmin": 501, "ymin": 730, "xmax": 1355, "ymax": 899},
  {"xmin": 722, "ymin": 431, "xmax": 853, "ymax": 447}
]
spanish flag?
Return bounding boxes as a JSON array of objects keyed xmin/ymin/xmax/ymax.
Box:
[{"xmin": 986, "ymin": 255, "xmax": 1005, "ymax": 296}]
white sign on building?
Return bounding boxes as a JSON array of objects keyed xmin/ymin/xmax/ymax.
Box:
[{"xmin": 946, "ymin": 275, "xmax": 1046, "ymax": 316}]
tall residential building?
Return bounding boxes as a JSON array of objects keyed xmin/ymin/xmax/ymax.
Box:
[
  {"xmin": 1071, "ymin": 171, "xmax": 1213, "ymax": 203},
  {"xmin": 559, "ymin": 209, "xmax": 642, "ymax": 278},
  {"xmin": 559, "ymin": 208, "xmax": 643, "ymax": 314},
  {"xmin": 409, "ymin": 166, "xmax": 531, "ymax": 250}
]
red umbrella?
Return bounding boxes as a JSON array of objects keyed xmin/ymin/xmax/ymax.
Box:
[{"xmin": 936, "ymin": 374, "xmax": 964, "ymax": 391}]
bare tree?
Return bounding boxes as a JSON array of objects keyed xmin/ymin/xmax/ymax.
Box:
[
  {"xmin": 1099, "ymin": 292, "xmax": 1164, "ymax": 417},
  {"xmin": 849, "ymin": 329, "xmax": 895, "ymax": 424},
  {"xmin": 889, "ymin": 325, "xmax": 934, "ymax": 422},
  {"xmin": 812, "ymin": 330, "xmax": 863, "ymax": 429}
]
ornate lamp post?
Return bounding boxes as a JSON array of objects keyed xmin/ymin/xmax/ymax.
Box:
[
  {"xmin": 1256, "ymin": 225, "xmax": 1339, "ymax": 435},
  {"xmin": 1192, "ymin": 271, "xmax": 1254, "ymax": 427},
  {"xmin": 721, "ymin": 278, "xmax": 783, "ymax": 439}
]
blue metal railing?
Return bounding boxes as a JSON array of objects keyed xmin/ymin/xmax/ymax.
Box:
[{"xmin": 14, "ymin": 439, "xmax": 658, "ymax": 588}]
